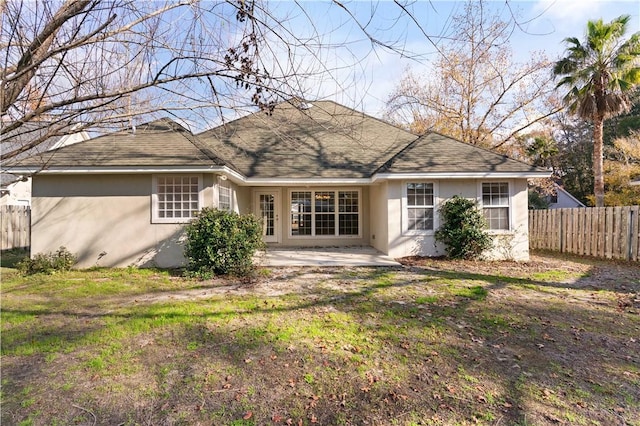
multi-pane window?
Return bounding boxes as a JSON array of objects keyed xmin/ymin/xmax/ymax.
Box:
[
  {"xmin": 290, "ymin": 190, "xmax": 359, "ymax": 236},
  {"xmin": 154, "ymin": 175, "xmax": 201, "ymax": 223},
  {"xmin": 338, "ymin": 191, "xmax": 359, "ymax": 235},
  {"xmin": 291, "ymin": 191, "xmax": 312, "ymax": 235},
  {"xmin": 482, "ymin": 182, "xmax": 509, "ymax": 230},
  {"xmin": 407, "ymin": 183, "xmax": 434, "ymax": 231},
  {"xmin": 218, "ymin": 185, "xmax": 232, "ymax": 211}
]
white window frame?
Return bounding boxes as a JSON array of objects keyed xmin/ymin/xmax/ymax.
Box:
[
  {"xmin": 288, "ymin": 188, "xmax": 362, "ymax": 238},
  {"xmin": 217, "ymin": 183, "xmax": 232, "ymax": 212},
  {"xmin": 402, "ymin": 181, "xmax": 438, "ymax": 235},
  {"xmin": 151, "ymin": 174, "xmax": 203, "ymax": 224},
  {"xmin": 478, "ymin": 181, "xmax": 512, "ymax": 232}
]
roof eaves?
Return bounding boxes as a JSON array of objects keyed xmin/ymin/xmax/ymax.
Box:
[{"xmin": 372, "ymin": 170, "xmax": 551, "ymax": 181}]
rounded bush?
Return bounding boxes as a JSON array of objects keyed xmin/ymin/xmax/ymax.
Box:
[
  {"xmin": 435, "ymin": 195, "xmax": 493, "ymax": 259},
  {"xmin": 184, "ymin": 208, "xmax": 265, "ymax": 277}
]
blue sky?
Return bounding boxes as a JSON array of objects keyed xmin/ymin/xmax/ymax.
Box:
[{"xmin": 264, "ymin": 0, "xmax": 640, "ymax": 118}]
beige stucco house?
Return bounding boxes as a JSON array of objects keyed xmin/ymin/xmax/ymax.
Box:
[{"xmin": 12, "ymin": 101, "xmax": 548, "ymax": 268}]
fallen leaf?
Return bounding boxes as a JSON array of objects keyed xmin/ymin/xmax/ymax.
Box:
[{"xmin": 243, "ymin": 411, "xmax": 253, "ymax": 420}]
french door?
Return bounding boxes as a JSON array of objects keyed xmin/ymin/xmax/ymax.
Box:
[{"xmin": 255, "ymin": 190, "xmax": 280, "ymax": 243}]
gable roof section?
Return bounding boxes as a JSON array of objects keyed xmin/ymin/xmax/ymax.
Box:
[
  {"xmin": 14, "ymin": 118, "xmax": 225, "ymax": 171},
  {"xmin": 376, "ymin": 132, "xmax": 546, "ymax": 177},
  {"xmin": 197, "ymin": 100, "xmax": 418, "ymax": 179}
]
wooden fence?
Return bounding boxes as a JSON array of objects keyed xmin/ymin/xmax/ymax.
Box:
[
  {"xmin": 529, "ymin": 206, "xmax": 640, "ymax": 261},
  {"xmin": 1, "ymin": 205, "xmax": 31, "ymax": 251}
]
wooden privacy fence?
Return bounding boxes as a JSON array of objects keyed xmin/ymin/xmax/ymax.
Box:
[
  {"xmin": 529, "ymin": 206, "xmax": 640, "ymax": 261},
  {"xmin": 1, "ymin": 205, "xmax": 31, "ymax": 251}
]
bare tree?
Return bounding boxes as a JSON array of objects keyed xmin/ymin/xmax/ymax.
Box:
[
  {"xmin": 1, "ymin": 0, "xmax": 276, "ymax": 160},
  {"xmin": 2, "ymin": 0, "xmax": 426, "ymax": 165},
  {"xmin": 384, "ymin": 1, "xmax": 560, "ymax": 149}
]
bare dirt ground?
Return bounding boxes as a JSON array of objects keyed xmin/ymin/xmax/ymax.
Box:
[{"xmin": 125, "ymin": 252, "xmax": 640, "ymax": 306}]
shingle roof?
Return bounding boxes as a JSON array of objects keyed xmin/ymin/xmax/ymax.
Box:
[
  {"xmin": 377, "ymin": 132, "xmax": 543, "ymax": 174},
  {"xmin": 16, "ymin": 118, "xmax": 224, "ymax": 168},
  {"xmin": 9, "ymin": 101, "xmax": 546, "ymax": 179},
  {"xmin": 197, "ymin": 100, "xmax": 417, "ymax": 178}
]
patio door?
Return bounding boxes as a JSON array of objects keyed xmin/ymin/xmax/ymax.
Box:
[{"xmin": 255, "ymin": 190, "xmax": 280, "ymax": 243}]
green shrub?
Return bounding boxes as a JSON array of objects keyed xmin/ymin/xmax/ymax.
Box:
[
  {"xmin": 435, "ymin": 195, "xmax": 493, "ymax": 260},
  {"xmin": 184, "ymin": 208, "xmax": 265, "ymax": 278},
  {"xmin": 17, "ymin": 246, "xmax": 77, "ymax": 274}
]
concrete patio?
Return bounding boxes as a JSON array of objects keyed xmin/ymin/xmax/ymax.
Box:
[{"xmin": 257, "ymin": 246, "xmax": 401, "ymax": 267}]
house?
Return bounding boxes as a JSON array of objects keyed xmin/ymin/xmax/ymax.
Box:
[
  {"xmin": 1, "ymin": 122, "xmax": 90, "ymax": 206},
  {"xmin": 548, "ymin": 184, "xmax": 586, "ymax": 209},
  {"xmin": 11, "ymin": 101, "xmax": 549, "ymax": 268}
]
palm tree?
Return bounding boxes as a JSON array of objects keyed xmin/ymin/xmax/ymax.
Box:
[{"xmin": 553, "ymin": 15, "xmax": 640, "ymax": 207}]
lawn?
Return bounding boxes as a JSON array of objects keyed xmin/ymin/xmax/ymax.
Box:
[{"xmin": 1, "ymin": 252, "xmax": 639, "ymax": 425}]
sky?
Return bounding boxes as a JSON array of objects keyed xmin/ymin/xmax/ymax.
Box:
[{"xmin": 263, "ymin": 0, "xmax": 640, "ymax": 119}]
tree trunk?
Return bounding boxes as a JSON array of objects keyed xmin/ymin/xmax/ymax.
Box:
[{"xmin": 593, "ymin": 117, "xmax": 605, "ymax": 207}]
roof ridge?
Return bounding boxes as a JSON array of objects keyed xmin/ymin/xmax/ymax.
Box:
[{"xmin": 371, "ymin": 136, "xmax": 421, "ymax": 176}]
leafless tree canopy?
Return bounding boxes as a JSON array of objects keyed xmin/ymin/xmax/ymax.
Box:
[
  {"xmin": 384, "ymin": 1, "xmax": 560, "ymax": 150},
  {"xmin": 1, "ymin": 0, "xmax": 302, "ymax": 161},
  {"xmin": 1, "ymin": 0, "xmax": 557, "ymax": 165}
]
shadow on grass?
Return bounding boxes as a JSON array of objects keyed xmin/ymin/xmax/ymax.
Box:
[
  {"xmin": 2, "ymin": 260, "xmax": 639, "ymax": 425},
  {"xmin": 1, "ymin": 248, "xmax": 29, "ymax": 268}
]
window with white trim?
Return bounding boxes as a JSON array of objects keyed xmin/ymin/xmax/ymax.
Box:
[
  {"xmin": 290, "ymin": 190, "xmax": 360, "ymax": 237},
  {"xmin": 481, "ymin": 182, "xmax": 509, "ymax": 230},
  {"xmin": 406, "ymin": 182, "xmax": 435, "ymax": 231},
  {"xmin": 218, "ymin": 184, "xmax": 232, "ymax": 211},
  {"xmin": 153, "ymin": 175, "xmax": 201, "ymax": 223}
]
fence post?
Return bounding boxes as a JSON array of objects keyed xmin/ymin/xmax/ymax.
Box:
[{"xmin": 559, "ymin": 209, "xmax": 564, "ymax": 253}]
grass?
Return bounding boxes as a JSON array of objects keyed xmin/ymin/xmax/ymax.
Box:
[{"xmin": 1, "ymin": 253, "xmax": 639, "ymax": 425}]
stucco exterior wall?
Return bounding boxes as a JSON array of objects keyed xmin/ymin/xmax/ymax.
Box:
[
  {"xmin": 369, "ymin": 182, "xmax": 389, "ymax": 254},
  {"xmin": 385, "ymin": 179, "xmax": 530, "ymax": 261},
  {"xmin": 31, "ymin": 174, "xmax": 530, "ymax": 268},
  {"xmin": 31, "ymin": 174, "xmax": 216, "ymax": 268}
]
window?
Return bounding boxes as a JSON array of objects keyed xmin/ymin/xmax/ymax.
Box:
[
  {"xmin": 406, "ymin": 183, "xmax": 434, "ymax": 231},
  {"xmin": 153, "ymin": 175, "xmax": 201, "ymax": 223},
  {"xmin": 291, "ymin": 191, "xmax": 312, "ymax": 235},
  {"xmin": 338, "ymin": 191, "xmax": 359, "ymax": 235},
  {"xmin": 218, "ymin": 184, "xmax": 232, "ymax": 211},
  {"xmin": 482, "ymin": 182, "xmax": 509, "ymax": 230},
  {"xmin": 290, "ymin": 190, "xmax": 360, "ymax": 236}
]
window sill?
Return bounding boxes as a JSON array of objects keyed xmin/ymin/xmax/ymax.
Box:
[{"xmin": 152, "ymin": 218, "xmax": 195, "ymax": 224}]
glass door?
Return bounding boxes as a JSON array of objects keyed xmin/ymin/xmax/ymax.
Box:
[{"xmin": 255, "ymin": 191, "xmax": 279, "ymax": 243}]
